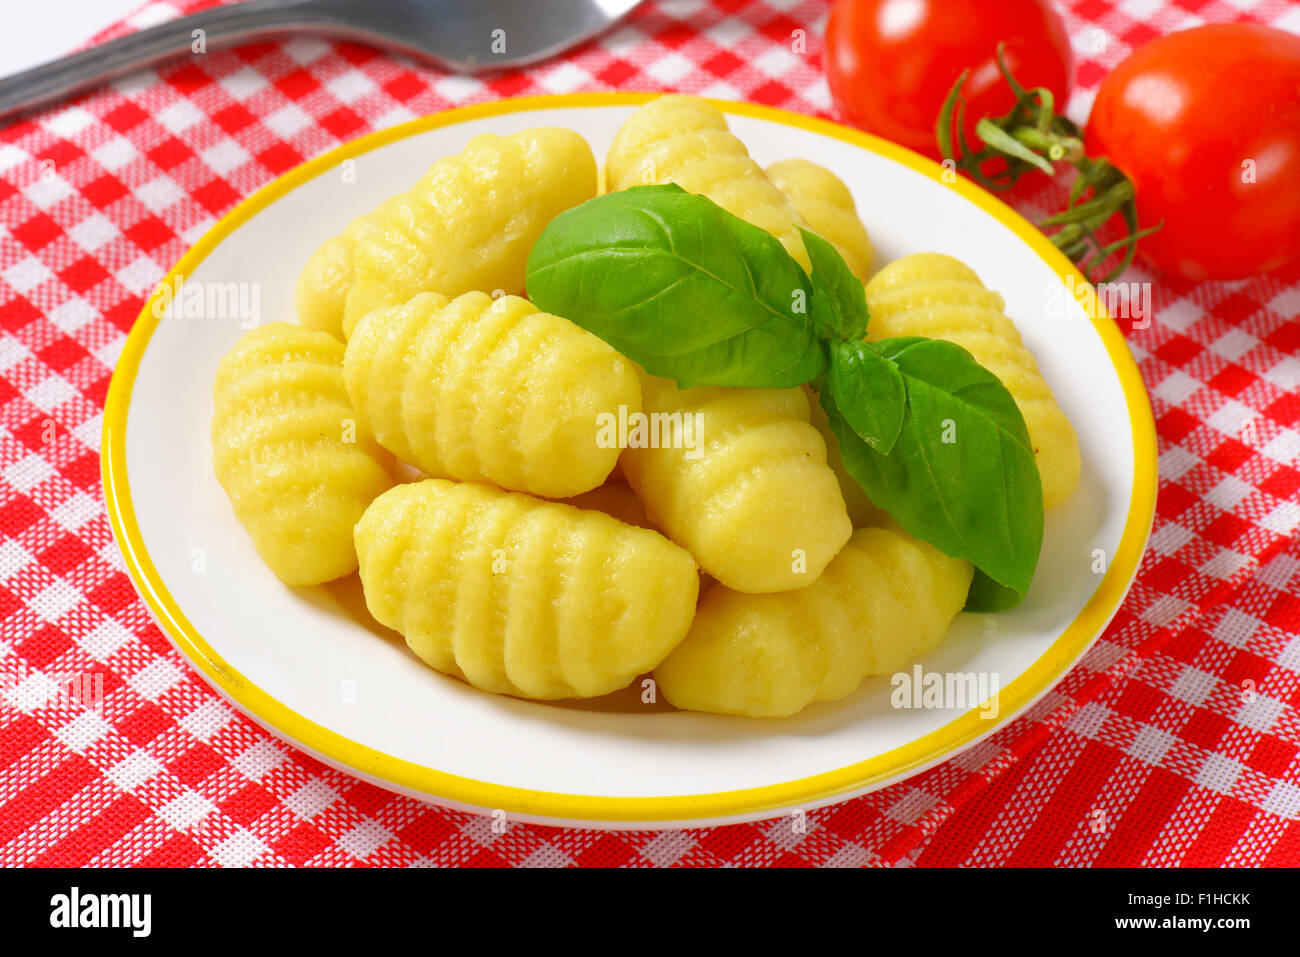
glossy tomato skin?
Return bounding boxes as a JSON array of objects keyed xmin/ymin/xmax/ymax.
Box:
[
  {"xmin": 825, "ymin": 0, "xmax": 1073, "ymax": 160},
  {"xmin": 1086, "ymin": 24, "xmax": 1300, "ymax": 281}
]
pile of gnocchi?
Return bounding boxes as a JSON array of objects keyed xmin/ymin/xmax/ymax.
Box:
[{"xmin": 211, "ymin": 95, "xmax": 1079, "ymax": 718}]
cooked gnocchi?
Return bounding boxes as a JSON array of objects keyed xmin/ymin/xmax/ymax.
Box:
[
  {"xmin": 340, "ymin": 127, "xmax": 596, "ymax": 337},
  {"xmin": 295, "ymin": 196, "xmax": 399, "ymax": 341},
  {"xmin": 606, "ymin": 95, "xmax": 815, "ymax": 270},
  {"xmin": 621, "ymin": 371, "xmax": 852, "ymax": 594},
  {"xmin": 767, "ymin": 158, "xmax": 874, "ymax": 279},
  {"xmin": 863, "ymin": 253, "xmax": 1082, "ymax": 508},
  {"xmin": 211, "ymin": 323, "xmax": 394, "ymax": 585},
  {"xmin": 355, "ymin": 479, "xmax": 698, "ymax": 699},
  {"xmin": 655, "ymin": 526, "xmax": 973, "ymax": 717},
  {"xmin": 344, "ymin": 290, "xmax": 640, "ymax": 499},
  {"xmin": 215, "ymin": 95, "xmax": 1082, "ymax": 718}
]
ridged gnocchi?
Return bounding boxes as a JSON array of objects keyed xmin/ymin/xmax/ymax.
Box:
[
  {"xmin": 344, "ymin": 290, "xmax": 641, "ymax": 498},
  {"xmin": 295, "ymin": 196, "xmax": 399, "ymax": 340},
  {"xmin": 221, "ymin": 101, "xmax": 1079, "ymax": 722},
  {"xmin": 211, "ymin": 323, "xmax": 394, "ymax": 585},
  {"xmin": 355, "ymin": 479, "xmax": 699, "ymax": 699},
  {"xmin": 341, "ymin": 127, "xmax": 596, "ymax": 336},
  {"xmin": 767, "ymin": 158, "xmax": 874, "ymax": 279},
  {"xmin": 620, "ymin": 372, "xmax": 851, "ymax": 594},
  {"xmin": 605, "ymin": 95, "xmax": 814, "ymax": 270},
  {"xmin": 863, "ymin": 253, "xmax": 1081, "ymax": 508},
  {"xmin": 656, "ymin": 526, "xmax": 974, "ymax": 717}
]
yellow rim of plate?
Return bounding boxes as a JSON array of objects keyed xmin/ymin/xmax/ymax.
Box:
[{"xmin": 102, "ymin": 92, "xmax": 1158, "ymax": 825}]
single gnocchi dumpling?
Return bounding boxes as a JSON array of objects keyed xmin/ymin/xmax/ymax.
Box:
[
  {"xmin": 863, "ymin": 253, "xmax": 1081, "ymax": 508},
  {"xmin": 211, "ymin": 323, "xmax": 394, "ymax": 586},
  {"xmin": 341, "ymin": 127, "xmax": 596, "ymax": 336},
  {"xmin": 620, "ymin": 372, "xmax": 851, "ymax": 594},
  {"xmin": 355, "ymin": 479, "xmax": 699, "ymax": 700},
  {"xmin": 605, "ymin": 95, "xmax": 814, "ymax": 270},
  {"xmin": 656, "ymin": 526, "xmax": 974, "ymax": 717},
  {"xmin": 344, "ymin": 291, "xmax": 641, "ymax": 499},
  {"xmin": 295, "ymin": 195, "xmax": 400, "ymax": 340},
  {"xmin": 766, "ymin": 158, "xmax": 874, "ymax": 279},
  {"xmin": 566, "ymin": 481, "xmax": 720, "ymax": 593}
]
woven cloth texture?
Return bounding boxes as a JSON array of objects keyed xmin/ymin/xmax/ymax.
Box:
[{"xmin": 1, "ymin": 0, "xmax": 1298, "ymax": 866}]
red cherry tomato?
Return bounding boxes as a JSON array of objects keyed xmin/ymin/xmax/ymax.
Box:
[
  {"xmin": 1086, "ymin": 24, "xmax": 1300, "ymax": 281},
  {"xmin": 825, "ymin": 0, "xmax": 1073, "ymax": 161}
]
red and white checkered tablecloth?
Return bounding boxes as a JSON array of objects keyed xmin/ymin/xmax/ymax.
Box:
[{"xmin": 1, "ymin": 0, "xmax": 1297, "ymax": 868}]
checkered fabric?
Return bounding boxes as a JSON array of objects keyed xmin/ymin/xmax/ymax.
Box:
[{"xmin": 1, "ymin": 0, "xmax": 1297, "ymax": 867}]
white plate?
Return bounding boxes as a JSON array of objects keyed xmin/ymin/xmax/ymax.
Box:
[{"xmin": 103, "ymin": 93, "xmax": 1157, "ymax": 829}]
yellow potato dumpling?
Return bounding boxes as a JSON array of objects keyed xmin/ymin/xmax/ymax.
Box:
[
  {"xmin": 566, "ymin": 481, "xmax": 719, "ymax": 593},
  {"xmin": 295, "ymin": 196, "xmax": 400, "ymax": 340},
  {"xmin": 344, "ymin": 290, "xmax": 641, "ymax": 499},
  {"xmin": 767, "ymin": 158, "xmax": 874, "ymax": 279},
  {"xmin": 355, "ymin": 479, "xmax": 699, "ymax": 699},
  {"xmin": 211, "ymin": 323, "xmax": 394, "ymax": 586},
  {"xmin": 342, "ymin": 127, "xmax": 596, "ymax": 336},
  {"xmin": 863, "ymin": 253, "xmax": 1081, "ymax": 508},
  {"xmin": 656, "ymin": 526, "xmax": 974, "ymax": 717},
  {"xmin": 621, "ymin": 372, "xmax": 851, "ymax": 594},
  {"xmin": 605, "ymin": 95, "xmax": 814, "ymax": 270}
]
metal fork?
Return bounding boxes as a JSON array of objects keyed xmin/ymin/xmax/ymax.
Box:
[{"xmin": 0, "ymin": 0, "xmax": 644, "ymax": 121}]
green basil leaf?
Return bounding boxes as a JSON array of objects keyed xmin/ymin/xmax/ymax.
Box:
[
  {"xmin": 964, "ymin": 571, "xmax": 1024, "ymax": 613},
  {"xmin": 525, "ymin": 185, "xmax": 824, "ymax": 388},
  {"xmin": 799, "ymin": 227, "xmax": 869, "ymax": 342},
  {"xmin": 825, "ymin": 340, "xmax": 906, "ymax": 454},
  {"xmin": 824, "ymin": 337, "xmax": 1043, "ymax": 606}
]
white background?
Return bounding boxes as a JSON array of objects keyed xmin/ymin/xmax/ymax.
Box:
[{"xmin": 1, "ymin": 0, "xmax": 142, "ymax": 75}]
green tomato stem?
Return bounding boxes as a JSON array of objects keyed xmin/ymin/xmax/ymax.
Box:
[{"xmin": 936, "ymin": 42, "xmax": 1161, "ymax": 286}]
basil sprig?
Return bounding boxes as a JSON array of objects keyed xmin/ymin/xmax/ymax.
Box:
[
  {"xmin": 800, "ymin": 227, "xmax": 869, "ymax": 343},
  {"xmin": 820, "ymin": 338, "xmax": 1043, "ymax": 607},
  {"xmin": 526, "ymin": 185, "xmax": 1044, "ymax": 608},
  {"xmin": 825, "ymin": 340, "xmax": 905, "ymax": 454},
  {"xmin": 525, "ymin": 185, "xmax": 823, "ymax": 388}
]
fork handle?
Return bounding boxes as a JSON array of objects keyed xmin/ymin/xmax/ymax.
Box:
[{"xmin": 0, "ymin": 0, "xmax": 344, "ymax": 122}]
